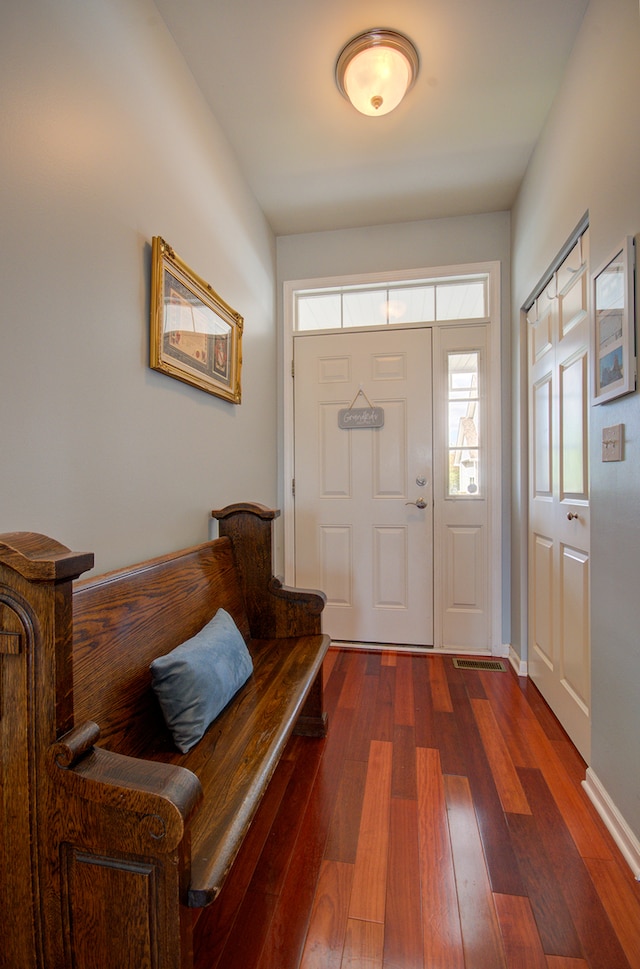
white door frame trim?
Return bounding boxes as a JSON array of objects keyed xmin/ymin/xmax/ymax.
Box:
[{"xmin": 282, "ymin": 261, "xmax": 502, "ymax": 651}]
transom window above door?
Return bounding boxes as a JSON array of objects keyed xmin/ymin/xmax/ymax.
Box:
[{"xmin": 294, "ymin": 274, "xmax": 489, "ymax": 331}]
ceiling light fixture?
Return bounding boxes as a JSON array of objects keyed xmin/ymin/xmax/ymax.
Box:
[{"xmin": 335, "ymin": 28, "xmax": 419, "ymax": 117}]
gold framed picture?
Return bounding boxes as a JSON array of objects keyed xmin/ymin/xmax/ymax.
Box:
[{"xmin": 150, "ymin": 237, "xmax": 243, "ymax": 403}]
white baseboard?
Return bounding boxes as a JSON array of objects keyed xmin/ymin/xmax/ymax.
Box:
[
  {"xmin": 582, "ymin": 768, "xmax": 640, "ymax": 880},
  {"xmin": 508, "ymin": 645, "xmax": 527, "ymax": 677}
]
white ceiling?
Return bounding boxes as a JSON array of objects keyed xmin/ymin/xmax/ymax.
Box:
[{"xmin": 153, "ymin": 0, "xmax": 589, "ymax": 236}]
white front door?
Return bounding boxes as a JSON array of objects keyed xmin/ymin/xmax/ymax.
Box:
[
  {"xmin": 528, "ymin": 230, "xmax": 591, "ymax": 760},
  {"xmin": 293, "ymin": 327, "xmax": 433, "ymax": 646}
]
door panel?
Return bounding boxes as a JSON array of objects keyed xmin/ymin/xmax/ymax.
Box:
[
  {"xmin": 447, "ymin": 525, "xmax": 483, "ymax": 606},
  {"xmin": 320, "ymin": 403, "xmax": 350, "ymax": 495},
  {"xmin": 373, "ymin": 526, "xmax": 408, "ymax": 607},
  {"xmin": 533, "ymin": 376, "xmax": 553, "ymax": 495},
  {"xmin": 560, "ymin": 352, "xmax": 588, "ymax": 497},
  {"xmin": 293, "ymin": 328, "xmax": 433, "ymax": 646},
  {"xmin": 320, "ymin": 526, "xmax": 352, "ymax": 604},
  {"xmin": 532, "ymin": 533, "xmax": 554, "ymax": 667},
  {"xmin": 560, "ymin": 543, "xmax": 590, "ymax": 707},
  {"xmin": 373, "ymin": 400, "xmax": 407, "ymax": 496}
]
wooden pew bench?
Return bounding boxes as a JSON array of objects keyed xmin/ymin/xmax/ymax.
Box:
[{"xmin": 0, "ymin": 503, "xmax": 329, "ymax": 969}]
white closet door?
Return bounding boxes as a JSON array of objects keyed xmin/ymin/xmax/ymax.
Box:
[{"xmin": 528, "ymin": 231, "xmax": 591, "ymax": 761}]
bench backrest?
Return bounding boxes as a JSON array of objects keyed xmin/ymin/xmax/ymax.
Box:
[{"xmin": 72, "ymin": 537, "xmax": 250, "ymax": 757}]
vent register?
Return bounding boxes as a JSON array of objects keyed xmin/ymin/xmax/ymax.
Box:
[{"xmin": 452, "ymin": 658, "xmax": 506, "ymax": 672}]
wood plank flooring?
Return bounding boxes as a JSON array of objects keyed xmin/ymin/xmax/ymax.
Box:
[{"xmin": 193, "ymin": 648, "xmax": 640, "ymax": 969}]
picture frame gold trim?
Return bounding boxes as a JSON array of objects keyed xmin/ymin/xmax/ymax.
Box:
[{"xmin": 150, "ymin": 237, "xmax": 243, "ymax": 403}]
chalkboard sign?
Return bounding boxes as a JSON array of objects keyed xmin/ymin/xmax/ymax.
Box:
[{"xmin": 338, "ymin": 406, "xmax": 385, "ymax": 429}]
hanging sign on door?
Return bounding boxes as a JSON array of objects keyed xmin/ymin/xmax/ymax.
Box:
[
  {"xmin": 338, "ymin": 406, "xmax": 385, "ymax": 428},
  {"xmin": 338, "ymin": 387, "xmax": 384, "ymax": 429}
]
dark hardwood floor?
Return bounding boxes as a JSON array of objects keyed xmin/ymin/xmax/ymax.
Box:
[{"xmin": 193, "ymin": 648, "xmax": 640, "ymax": 969}]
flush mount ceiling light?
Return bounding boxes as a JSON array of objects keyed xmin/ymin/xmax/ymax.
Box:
[{"xmin": 335, "ymin": 28, "xmax": 419, "ymax": 117}]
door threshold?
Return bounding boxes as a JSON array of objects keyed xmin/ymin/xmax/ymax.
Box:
[
  {"xmin": 331, "ymin": 640, "xmax": 434, "ymax": 655},
  {"xmin": 331, "ymin": 640, "xmax": 495, "ymax": 658}
]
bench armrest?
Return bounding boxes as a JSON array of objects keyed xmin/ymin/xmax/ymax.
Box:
[
  {"xmin": 48, "ymin": 721, "xmax": 203, "ymax": 854},
  {"xmin": 42, "ymin": 722, "xmax": 202, "ymax": 967},
  {"xmin": 269, "ymin": 575, "xmax": 326, "ymax": 614},
  {"xmin": 212, "ymin": 503, "xmax": 326, "ymax": 638}
]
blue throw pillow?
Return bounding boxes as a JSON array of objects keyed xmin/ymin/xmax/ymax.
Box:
[{"xmin": 150, "ymin": 608, "xmax": 253, "ymax": 753}]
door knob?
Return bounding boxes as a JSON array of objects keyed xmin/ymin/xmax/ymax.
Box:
[
  {"xmin": 567, "ymin": 512, "xmax": 579, "ymax": 521},
  {"xmin": 406, "ymin": 498, "xmax": 427, "ymax": 509}
]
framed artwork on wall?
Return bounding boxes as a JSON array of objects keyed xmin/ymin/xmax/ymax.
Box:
[
  {"xmin": 592, "ymin": 235, "xmax": 636, "ymax": 404},
  {"xmin": 150, "ymin": 237, "xmax": 243, "ymax": 403}
]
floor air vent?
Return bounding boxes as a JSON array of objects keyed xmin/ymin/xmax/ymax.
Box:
[{"xmin": 452, "ymin": 658, "xmax": 506, "ymax": 672}]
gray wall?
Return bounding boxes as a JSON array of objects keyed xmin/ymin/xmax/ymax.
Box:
[
  {"xmin": 277, "ymin": 212, "xmax": 512, "ymax": 641},
  {"xmin": 0, "ymin": 0, "xmax": 277, "ymax": 575},
  {"xmin": 512, "ymin": 0, "xmax": 640, "ymax": 837}
]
